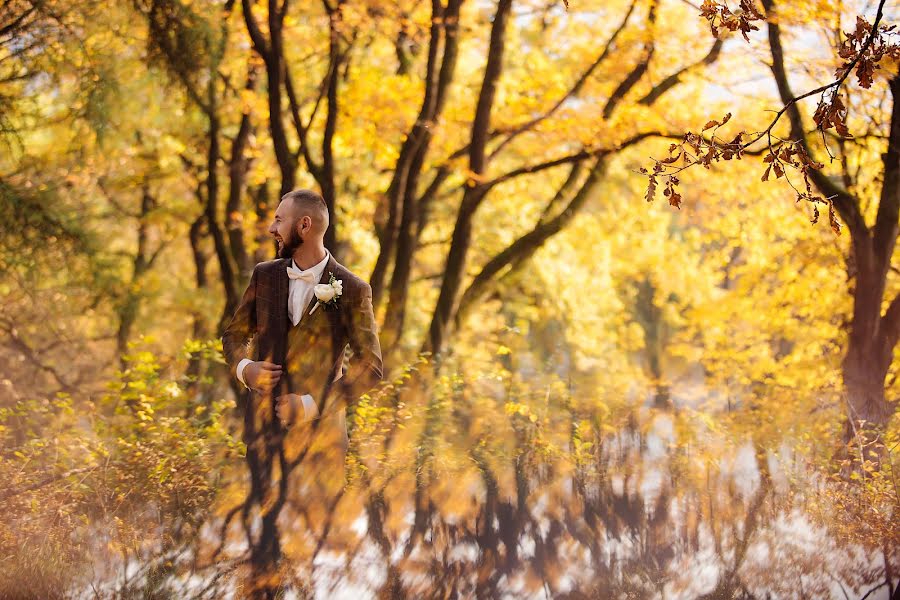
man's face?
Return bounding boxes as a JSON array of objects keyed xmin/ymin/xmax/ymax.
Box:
[{"xmin": 268, "ymin": 200, "xmax": 303, "ymax": 259}]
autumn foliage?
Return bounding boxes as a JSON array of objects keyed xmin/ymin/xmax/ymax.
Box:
[{"xmin": 1, "ymin": 0, "xmax": 899, "ymax": 597}]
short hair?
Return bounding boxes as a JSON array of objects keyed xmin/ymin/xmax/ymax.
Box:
[{"xmin": 282, "ymin": 189, "xmax": 329, "ymax": 230}]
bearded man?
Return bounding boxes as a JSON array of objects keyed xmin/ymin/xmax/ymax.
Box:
[{"xmin": 222, "ymin": 188, "xmax": 383, "ymax": 461}]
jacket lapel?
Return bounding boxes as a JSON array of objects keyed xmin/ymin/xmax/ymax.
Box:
[
  {"xmin": 261, "ymin": 257, "xmax": 290, "ymax": 371},
  {"xmin": 274, "ymin": 257, "xmax": 290, "ymax": 329},
  {"xmin": 302, "ymin": 253, "xmax": 338, "ymax": 318}
]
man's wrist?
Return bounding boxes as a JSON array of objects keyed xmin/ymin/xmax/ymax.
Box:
[{"xmin": 236, "ymin": 359, "xmax": 254, "ymax": 389}]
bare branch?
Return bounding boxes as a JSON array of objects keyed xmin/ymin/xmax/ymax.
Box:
[
  {"xmin": 489, "ymin": 0, "xmax": 638, "ymax": 158},
  {"xmin": 639, "ymin": 38, "xmax": 723, "ymax": 106},
  {"xmin": 284, "ymin": 66, "xmax": 323, "ymax": 180},
  {"xmin": 241, "ymin": 0, "xmax": 271, "ymax": 60},
  {"xmin": 871, "ymin": 74, "xmax": 900, "ymax": 277},
  {"xmin": 485, "ymin": 131, "xmax": 663, "ymax": 190},
  {"xmin": 0, "ymin": 467, "xmax": 96, "ymax": 503},
  {"xmin": 603, "ymin": 0, "xmax": 658, "ymax": 119},
  {"xmin": 0, "ymin": 321, "xmax": 77, "ymax": 393},
  {"xmin": 456, "ymin": 157, "xmax": 607, "ymax": 326}
]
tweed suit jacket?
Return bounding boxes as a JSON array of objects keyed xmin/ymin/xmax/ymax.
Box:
[{"xmin": 221, "ymin": 254, "xmax": 384, "ymax": 436}]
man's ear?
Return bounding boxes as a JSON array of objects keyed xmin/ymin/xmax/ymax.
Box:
[{"xmin": 294, "ymin": 216, "xmax": 308, "ymax": 237}]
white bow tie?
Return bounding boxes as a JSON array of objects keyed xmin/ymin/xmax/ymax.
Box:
[{"xmin": 287, "ymin": 266, "xmax": 317, "ymax": 282}]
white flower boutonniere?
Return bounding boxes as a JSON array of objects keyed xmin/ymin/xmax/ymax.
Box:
[{"xmin": 309, "ymin": 272, "xmax": 343, "ymax": 315}]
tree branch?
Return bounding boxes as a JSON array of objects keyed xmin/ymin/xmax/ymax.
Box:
[
  {"xmin": 489, "ymin": 0, "xmax": 637, "ymax": 159},
  {"xmin": 538, "ymin": 161, "xmax": 585, "ymax": 224},
  {"xmin": 241, "ymin": 0, "xmax": 271, "ymax": 60},
  {"xmin": 0, "ymin": 3, "xmax": 36, "ymax": 40},
  {"xmin": 484, "ymin": 131, "xmax": 663, "ymax": 190},
  {"xmin": 321, "ymin": 0, "xmax": 350, "ymax": 250},
  {"xmin": 639, "ymin": 37, "xmax": 722, "ymax": 106},
  {"xmin": 603, "ymin": 0, "xmax": 657, "ymax": 120},
  {"xmin": 456, "ymin": 156, "xmax": 607, "ymax": 326},
  {"xmin": 468, "ymin": 0, "xmax": 513, "ymax": 176},
  {"xmin": 871, "ymin": 74, "xmax": 900, "ymax": 279},
  {"xmin": 425, "ymin": 0, "xmax": 513, "ymax": 356},
  {"xmin": 0, "ymin": 467, "xmax": 96, "ymax": 503},
  {"xmin": 283, "ymin": 65, "xmax": 323, "ymax": 180},
  {"xmin": 0, "ymin": 320, "xmax": 77, "ymax": 393},
  {"xmin": 762, "ymin": 0, "xmax": 871, "ymax": 237}
]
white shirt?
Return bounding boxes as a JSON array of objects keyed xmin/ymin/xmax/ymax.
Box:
[
  {"xmin": 236, "ymin": 250, "xmax": 331, "ymax": 421},
  {"xmin": 286, "ymin": 250, "xmax": 331, "ymax": 327}
]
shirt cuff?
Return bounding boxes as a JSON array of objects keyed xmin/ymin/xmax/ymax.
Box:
[
  {"xmin": 301, "ymin": 393, "xmax": 319, "ymax": 421},
  {"xmin": 236, "ymin": 359, "xmax": 253, "ymax": 390}
]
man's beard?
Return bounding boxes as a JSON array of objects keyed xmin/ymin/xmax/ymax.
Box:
[{"xmin": 277, "ymin": 227, "xmax": 303, "ymax": 259}]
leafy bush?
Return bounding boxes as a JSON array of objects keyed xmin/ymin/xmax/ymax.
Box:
[{"xmin": 0, "ymin": 338, "xmax": 241, "ymax": 598}]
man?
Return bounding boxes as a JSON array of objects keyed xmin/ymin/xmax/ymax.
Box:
[
  {"xmin": 221, "ymin": 189, "xmax": 381, "ymax": 594},
  {"xmin": 221, "ymin": 189, "xmax": 383, "ymax": 456}
]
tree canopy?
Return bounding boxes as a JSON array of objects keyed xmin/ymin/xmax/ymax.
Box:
[{"xmin": 1, "ymin": 0, "xmax": 898, "ymax": 597}]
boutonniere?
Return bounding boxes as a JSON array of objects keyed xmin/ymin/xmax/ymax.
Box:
[{"xmin": 309, "ymin": 272, "xmax": 343, "ymax": 315}]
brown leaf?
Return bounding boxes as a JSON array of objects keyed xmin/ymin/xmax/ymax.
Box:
[
  {"xmin": 668, "ymin": 189, "xmax": 682, "ymax": 209},
  {"xmin": 645, "ymin": 175, "xmax": 657, "ymax": 203},
  {"xmin": 686, "ymin": 136, "xmax": 701, "ymax": 154},
  {"xmin": 829, "ymin": 202, "xmax": 842, "ymax": 235},
  {"xmin": 739, "ymin": 0, "xmax": 763, "ymax": 20},
  {"xmin": 835, "ymin": 118, "xmax": 852, "ymax": 138},
  {"xmin": 853, "ymin": 16, "xmax": 872, "ymax": 39},
  {"xmin": 797, "ymin": 148, "xmax": 825, "ymax": 170},
  {"xmin": 813, "ymin": 102, "xmax": 828, "ymax": 128},
  {"xmin": 660, "ymin": 152, "xmax": 682, "ymax": 164},
  {"xmin": 778, "ymin": 145, "xmax": 795, "ymax": 162},
  {"xmin": 856, "ymin": 58, "xmax": 875, "ymax": 88},
  {"xmin": 664, "ymin": 177, "xmax": 682, "ymax": 209}
]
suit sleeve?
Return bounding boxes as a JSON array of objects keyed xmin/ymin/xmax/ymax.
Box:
[
  {"xmin": 342, "ymin": 282, "xmax": 384, "ymax": 406},
  {"xmin": 221, "ymin": 265, "xmax": 259, "ymax": 382}
]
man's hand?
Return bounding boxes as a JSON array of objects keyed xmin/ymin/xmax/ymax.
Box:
[
  {"xmin": 244, "ymin": 361, "xmax": 282, "ymax": 394},
  {"xmin": 275, "ymin": 394, "xmax": 299, "ymax": 427},
  {"xmin": 275, "ymin": 393, "xmax": 318, "ymax": 427},
  {"xmin": 275, "ymin": 394, "xmax": 318, "ymax": 426}
]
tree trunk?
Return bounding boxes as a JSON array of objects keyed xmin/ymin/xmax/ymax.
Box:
[
  {"xmin": 245, "ymin": 445, "xmax": 284, "ymax": 599},
  {"xmin": 208, "ymin": 108, "xmax": 240, "ymax": 332},
  {"xmin": 425, "ymin": 0, "xmax": 513, "ymax": 357},
  {"xmin": 763, "ymin": 0, "xmax": 900, "ymax": 452},
  {"xmin": 226, "ymin": 68, "xmax": 258, "ymax": 279},
  {"xmin": 185, "ymin": 212, "xmax": 209, "ymax": 395},
  {"xmin": 842, "ymin": 339, "xmax": 892, "ymax": 450},
  {"xmin": 371, "ymin": 0, "xmax": 463, "ymax": 311},
  {"xmin": 252, "ymin": 182, "xmax": 275, "ymax": 264},
  {"xmin": 116, "ymin": 185, "xmax": 154, "ymax": 368},
  {"xmin": 321, "ymin": 3, "xmax": 344, "ymax": 252},
  {"xmin": 242, "ymin": 0, "xmax": 296, "ymax": 199}
]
